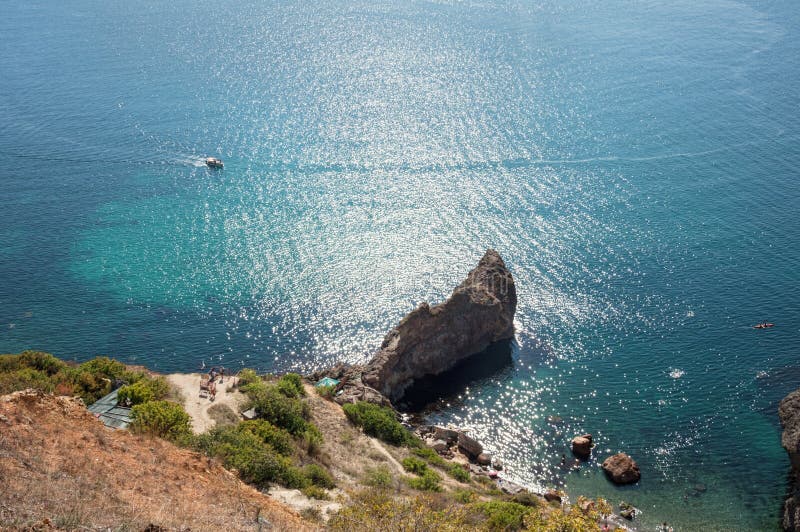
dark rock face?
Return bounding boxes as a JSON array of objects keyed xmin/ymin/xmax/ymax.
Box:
[
  {"xmin": 779, "ymin": 389, "xmax": 800, "ymax": 530},
  {"xmin": 602, "ymin": 453, "xmax": 641, "ymax": 485},
  {"xmin": 361, "ymin": 249, "xmax": 516, "ymax": 403}
]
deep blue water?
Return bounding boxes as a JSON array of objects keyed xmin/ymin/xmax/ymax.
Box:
[{"xmin": 2, "ymin": 0, "xmax": 799, "ymax": 529}]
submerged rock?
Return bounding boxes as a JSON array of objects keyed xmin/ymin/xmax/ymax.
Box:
[
  {"xmin": 361, "ymin": 249, "xmax": 516, "ymax": 402},
  {"xmin": 602, "ymin": 453, "xmax": 641, "ymax": 485},
  {"xmin": 779, "ymin": 388, "xmax": 800, "ymax": 530}
]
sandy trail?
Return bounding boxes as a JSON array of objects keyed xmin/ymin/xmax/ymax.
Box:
[{"xmin": 167, "ymin": 372, "xmax": 247, "ymax": 433}]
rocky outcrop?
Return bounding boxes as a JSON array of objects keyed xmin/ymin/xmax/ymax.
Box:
[
  {"xmin": 779, "ymin": 389, "xmax": 800, "ymax": 530},
  {"xmin": 362, "ymin": 249, "xmax": 516, "ymax": 403},
  {"xmin": 571, "ymin": 434, "xmax": 593, "ymax": 459},
  {"xmin": 458, "ymin": 431, "xmax": 484, "ymax": 460},
  {"xmin": 602, "ymin": 453, "xmax": 641, "ymax": 485}
]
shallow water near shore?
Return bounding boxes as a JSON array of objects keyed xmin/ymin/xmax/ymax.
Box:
[{"xmin": 2, "ymin": 0, "xmax": 799, "ymax": 529}]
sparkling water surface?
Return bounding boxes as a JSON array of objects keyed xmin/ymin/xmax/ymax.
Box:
[{"xmin": 2, "ymin": 1, "xmax": 799, "ymax": 529}]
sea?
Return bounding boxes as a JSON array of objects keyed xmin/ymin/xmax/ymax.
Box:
[{"xmin": 1, "ymin": 0, "xmax": 799, "ymax": 529}]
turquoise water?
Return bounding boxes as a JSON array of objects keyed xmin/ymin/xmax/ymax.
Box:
[{"xmin": 2, "ymin": 0, "xmax": 799, "ymax": 529}]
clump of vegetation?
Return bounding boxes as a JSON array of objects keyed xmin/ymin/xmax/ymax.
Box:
[
  {"xmin": 238, "ymin": 419, "xmax": 295, "ymax": 456},
  {"xmin": 405, "ymin": 469, "xmax": 442, "ymax": 492},
  {"xmin": 236, "ymin": 368, "xmax": 259, "ymax": 387},
  {"xmin": 275, "ymin": 373, "xmax": 306, "ymax": 398},
  {"xmin": 402, "ymin": 456, "xmax": 429, "ymax": 475},
  {"xmin": 329, "ymin": 490, "xmax": 469, "ymax": 531},
  {"xmin": 470, "ymin": 501, "xmax": 532, "ymax": 531},
  {"xmin": 194, "ymin": 371, "xmax": 335, "ymax": 493},
  {"xmin": 342, "ymin": 401, "xmax": 412, "ymax": 446},
  {"xmin": 411, "ymin": 446, "xmax": 447, "ymax": 467},
  {"xmin": 117, "ymin": 376, "xmax": 169, "ymax": 406},
  {"xmin": 130, "ymin": 400, "xmax": 192, "ymax": 442},
  {"xmin": 302, "ymin": 485, "xmax": 331, "ymax": 500},
  {"xmin": 303, "ymin": 463, "xmax": 335, "ymax": 489},
  {"xmin": 193, "ymin": 424, "xmax": 303, "ymax": 487},
  {"xmin": 243, "ymin": 379, "xmax": 311, "ymax": 436},
  {"xmin": 362, "ymin": 465, "xmax": 394, "ymax": 488},
  {"xmin": 447, "ymin": 463, "xmax": 471, "ymax": 483},
  {"xmin": 0, "ymin": 351, "xmax": 149, "ymax": 405}
]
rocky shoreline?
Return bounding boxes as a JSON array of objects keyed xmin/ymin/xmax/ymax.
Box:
[
  {"xmin": 310, "ymin": 249, "xmax": 644, "ymax": 529},
  {"xmin": 780, "ymin": 388, "xmax": 800, "ymax": 530}
]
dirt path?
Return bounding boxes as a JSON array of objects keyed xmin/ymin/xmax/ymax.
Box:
[{"xmin": 167, "ymin": 373, "xmax": 247, "ymax": 433}]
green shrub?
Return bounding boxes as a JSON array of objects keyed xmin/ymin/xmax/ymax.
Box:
[
  {"xmin": 452, "ymin": 489, "xmax": 477, "ymax": 504},
  {"xmin": 470, "ymin": 501, "xmax": 532, "ymax": 531},
  {"xmin": 447, "ymin": 463, "xmax": 470, "ymax": 483},
  {"xmin": 405, "ymin": 469, "xmax": 442, "ymax": 492},
  {"xmin": 130, "ymin": 400, "xmax": 192, "ymax": 441},
  {"xmin": 237, "ymin": 368, "xmax": 259, "ymax": 387},
  {"xmin": 194, "ymin": 425, "xmax": 295, "ymax": 487},
  {"xmin": 276, "ymin": 373, "xmax": 305, "ymax": 397},
  {"xmin": 301, "ymin": 424, "xmax": 324, "ymax": 456},
  {"xmin": 19, "ymin": 351, "xmax": 65, "ymax": 375},
  {"xmin": 117, "ymin": 377, "xmax": 169, "ymax": 406},
  {"xmin": 329, "ymin": 490, "xmax": 469, "ymax": 531},
  {"xmin": 303, "ymin": 464, "xmax": 335, "ymax": 489},
  {"xmin": 281, "ymin": 465, "xmax": 311, "ymax": 489},
  {"xmin": 302, "ymin": 485, "xmax": 330, "ymax": 500},
  {"xmin": 238, "ymin": 420, "xmax": 294, "ymax": 456},
  {"xmin": 507, "ymin": 491, "xmax": 542, "ymax": 508},
  {"xmin": 363, "ymin": 465, "xmax": 394, "ymax": 488},
  {"xmin": 402, "ymin": 456, "xmax": 429, "ymax": 475},
  {"xmin": 412, "ymin": 446, "xmax": 447, "ymax": 467},
  {"xmin": 0, "ymin": 352, "xmax": 146, "ymax": 405},
  {"xmin": 246, "ymin": 384, "xmax": 310, "ymax": 435},
  {"xmin": 342, "ymin": 402, "xmax": 411, "ymax": 446}
]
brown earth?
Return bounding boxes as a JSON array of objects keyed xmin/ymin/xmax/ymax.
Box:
[{"xmin": 0, "ymin": 389, "xmax": 313, "ymax": 531}]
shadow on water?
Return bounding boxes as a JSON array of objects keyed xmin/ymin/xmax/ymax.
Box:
[{"xmin": 396, "ymin": 339, "xmax": 515, "ymax": 412}]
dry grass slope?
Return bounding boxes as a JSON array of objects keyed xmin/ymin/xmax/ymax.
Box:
[{"xmin": 0, "ymin": 389, "xmax": 314, "ymax": 531}]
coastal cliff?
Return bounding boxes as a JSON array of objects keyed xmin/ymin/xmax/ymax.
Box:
[
  {"xmin": 361, "ymin": 249, "xmax": 516, "ymax": 403},
  {"xmin": 780, "ymin": 388, "xmax": 800, "ymax": 530}
]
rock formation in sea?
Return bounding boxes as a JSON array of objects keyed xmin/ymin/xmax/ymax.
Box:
[
  {"xmin": 602, "ymin": 453, "xmax": 641, "ymax": 485},
  {"xmin": 361, "ymin": 249, "xmax": 517, "ymax": 403},
  {"xmin": 571, "ymin": 434, "xmax": 593, "ymax": 459},
  {"xmin": 779, "ymin": 388, "xmax": 800, "ymax": 531},
  {"xmin": 314, "ymin": 249, "xmax": 516, "ymax": 407}
]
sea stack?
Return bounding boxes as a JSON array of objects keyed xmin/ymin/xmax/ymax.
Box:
[
  {"xmin": 779, "ymin": 388, "xmax": 800, "ymax": 530},
  {"xmin": 361, "ymin": 249, "xmax": 516, "ymax": 403}
]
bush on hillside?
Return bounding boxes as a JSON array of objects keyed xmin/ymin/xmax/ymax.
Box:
[
  {"xmin": 245, "ymin": 383, "xmax": 310, "ymax": 435},
  {"xmin": 130, "ymin": 400, "xmax": 192, "ymax": 441},
  {"xmin": 405, "ymin": 469, "xmax": 442, "ymax": 492},
  {"xmin": 342, "ymin": 401, "xmax": 411, "ymax": 446},
  {"xmin": 238, "ymin": 419, "xmax": 294, "ymax": 456},
  {"xmin": 470, "ymin": 501, "xmax": 532, "ymax": 531},
  {"xmin": 402, "ymin": 456, "xmax": 429, "ymax": 475},
  {"xmin": 276, "ymin": 373, "xmax": 305, "ymax": 398},
  {"xmin": 447, "ymin": 463, "xmax": 471, "ymax": 483},
  {"xmin": 303, "ymin": 464, "xmax": 335, "ymax": 489},
  {"xmin": 236, "ymin": 368, "xmax": 259, "ymax": 387},
  {"xmin": 117, "ymin": 377, "xmax": 169, "ymax": 406},
  {"xmin": 0, "ymin": 352, "xmax": 145, "ymax": 405}
]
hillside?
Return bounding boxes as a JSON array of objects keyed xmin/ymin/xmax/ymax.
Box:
[{"xmin": 0, "ymin": 389, "xmax": 310, "ymax": 531}]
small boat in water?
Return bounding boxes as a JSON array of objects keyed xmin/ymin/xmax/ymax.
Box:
[
  {"xmin": 205, "ymin": 157, "xmax": 224, "ymax": 168},
  {"xmin": 754, "ymin": 322, "xmax": 774, "ymax": 329}
]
